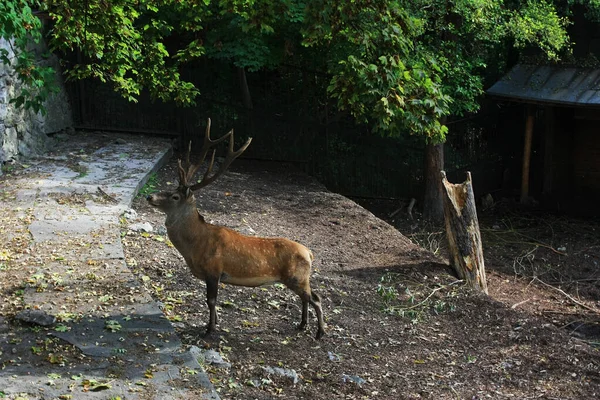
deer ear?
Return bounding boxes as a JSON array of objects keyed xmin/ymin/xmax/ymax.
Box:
[{"xmin": 184, "ymin": 187, "xmax": 193, "ymax": 199}]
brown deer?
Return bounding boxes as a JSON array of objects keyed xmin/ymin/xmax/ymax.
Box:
[{"xmin": 146, "ymin": 119, "xmax": 326, "ymax": 339}]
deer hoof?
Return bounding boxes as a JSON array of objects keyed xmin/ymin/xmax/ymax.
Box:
[{"xmin": 203, "ymin": 325, "xmax": 217, "ymax": 338}]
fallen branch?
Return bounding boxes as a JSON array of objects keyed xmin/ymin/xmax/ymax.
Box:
[
  {"xmin": 96, "ymin": 186, "xmax": 118, "ymax": 203},
  {"xmin": 511, "ymin": 298, "xmax": 531, "ymax": 309},
  {"xmin": 533, "ymin": 277, "xmax": 600, "ymax": 314},
  {"xmin": 484, "ymin": 231, "xmax": 567, "ymax": 256},
  {"xmin": 389, "ymin": 206, "xmax": 403, "ymax": 218},
  {"xmin": 542, "ymin": 310, "xmax": 589, "ymax": 316},
  {"xmin": 402, "ymin": 280, "xmax": 463, "ymax": 311}
]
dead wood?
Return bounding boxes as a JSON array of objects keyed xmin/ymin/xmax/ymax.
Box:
[{"xmin": 441, "ymin": 171, "xmax": 488, "ymax": 294}]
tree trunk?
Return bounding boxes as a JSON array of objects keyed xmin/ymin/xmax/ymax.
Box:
[
  {"xmin": 238, "ymin": 67, "xmax": 253, "ymax": 110},
  {"xmin": 441, "ymin": 171, "xmax": 488, "ymax": 294},
  {"xmin": 76, "ymin": 49, "xmax": 86, "ymax": 125},
  {"xmin": 423, "ymin": 142, "xmax": 445, "ymax": 223}
]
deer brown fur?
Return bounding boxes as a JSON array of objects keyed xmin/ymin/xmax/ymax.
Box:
[{"xmin": 146, "ymin": 119, "xmax": 326, "ymax": 339}]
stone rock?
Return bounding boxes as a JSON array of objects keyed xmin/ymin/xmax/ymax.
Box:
[
  {"xmin": 15, "ymin": 309, "xmax": 56, "ymax": 327},
  {"xmin": 239, "ymin": 226, "xmax": 256, "ymax": 236},
  {"xmin": 129, "ymin": 222, "xmax": 153, "ymax": 232},
  {"xmin": 0, "ymin": 316, "xmax": 9, "ymax": 333},
  {"xmin": 123, "ymin": 208, "xmax": 138, "ymax": 220},
  {"xmin": 0, "ymin": 34, "xmax": 72, "ymax": 163},
  {"xmin": 328, "ymin": 351, "xmax": 341, "ymax": 362},
  {"xmin": 193, "ymin": 347, "xmax": 231, "ymax": 369},
  {"xmin": 3, "ymin": 127, "xmax": 17, "ymax": 157},
  {"xmin": 263, "ymin": 366, "xmax": 299, "ymax": 384},
  {"xmin": 156, "ymin": 225, "xmax": 167, "ymax": 236},
  {"xmin": 18, "ymin": 139, "xmax": 33, "ymax": 158},
  {"xmin": 342, "ymin": 374, "xmax": 366, "ymax": 386}
]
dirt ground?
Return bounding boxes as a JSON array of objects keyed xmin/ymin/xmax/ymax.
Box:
[{"xmin": 120, "ymin": 157, "xmax": 599, "ymax": 399}]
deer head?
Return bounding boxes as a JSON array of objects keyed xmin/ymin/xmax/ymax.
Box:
[{"xmin": 147, "ymin": 118, "xmax": 252, "ymax": 218}]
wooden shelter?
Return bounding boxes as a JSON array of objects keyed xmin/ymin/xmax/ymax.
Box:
[{"xmin": 487, "ymin": 64, "xmax": 600, "ymax": 213}]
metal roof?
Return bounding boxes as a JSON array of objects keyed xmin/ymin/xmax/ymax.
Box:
[{"xmin": 486, "ymin": 64, "xmax": 600, "ymax": 107}]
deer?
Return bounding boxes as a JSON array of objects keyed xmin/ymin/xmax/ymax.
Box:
[{"xmin": 146, "ymin": 119, "xmax": 326, "ymax": 339}]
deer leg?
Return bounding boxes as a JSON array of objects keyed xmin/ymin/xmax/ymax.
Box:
[
  {"xmin": 299, "ymin": 299, "xmax": 309, "ymax": 331},
  {"xmin": 285, "ymin": 277, "xmax": 309, "ymax": 330},
  {"xmin": 309, "ymin": 291, "xmax": 326, "ymax": 339},
  {"xmin": 205, "ymin": 277, "xmax": 219, "ymax": 335},
  {"xmin": 297, "ymin": 290, "xmax": 325, "ymax": 339},
  {"xmin": 286, "ymin": 277, "xmax": 326, "ymax": 338}
]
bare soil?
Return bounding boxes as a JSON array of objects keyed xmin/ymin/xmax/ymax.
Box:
[{"xmin": 121, "ymin": 158, "xmax": 600, "ymax": 399}]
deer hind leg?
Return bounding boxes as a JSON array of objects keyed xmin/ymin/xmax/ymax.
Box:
[
  {"xmin": 285, "ymin": 277, "xmax": 326, "ymax": 339},
  {"xmin": 309, "ymin": 290, "xmax": 326, "ymax": 339},
  {"xmin": 299, "ymin": 298, "xmax": 309, "ymax": 331},
  {"xmin": 205, "ymin": 276, "xmax": 219, "ymax": 335}
]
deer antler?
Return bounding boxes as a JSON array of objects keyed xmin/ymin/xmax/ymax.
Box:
[{"xmin": 179, "ymin": 118, "xmax": 252, "ymax": 190}]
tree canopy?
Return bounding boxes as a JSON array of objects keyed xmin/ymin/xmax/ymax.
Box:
[
  {"xmin": 5, "ymin": 0, "xmax": 600, "ymax": 138},
  {"xmin": 302, "ymin": 0, "xmax": 577, "ymax": 143}
]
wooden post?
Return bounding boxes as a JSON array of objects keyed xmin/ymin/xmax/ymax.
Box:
[
  {"xmin": 542, "ymin": 106, "xmax": 555, "ymax": 198},
  {"xmin": 521, "ymin": 105, "xmax": 535, "ymax": 204},
  {"xmin": 441, "ymin": 171, "xmax": 488, "ymax": 294}
]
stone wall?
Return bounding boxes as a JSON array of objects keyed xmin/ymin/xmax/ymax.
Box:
[{"xmin": 0, "ymin": 32, "xmax": 73, "ymax": 172}]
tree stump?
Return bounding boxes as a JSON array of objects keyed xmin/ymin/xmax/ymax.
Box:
[{"xmin": 440, "ymin": 171, "xmax": 488, "ymax": 294}]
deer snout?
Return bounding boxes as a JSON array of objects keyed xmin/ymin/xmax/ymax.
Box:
[{"xmin": 146, "ymin": 194, "xmax": 157, "ymax": 205}]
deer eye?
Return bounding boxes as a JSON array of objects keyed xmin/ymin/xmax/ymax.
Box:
[{"xmin": 172, "ymin": 194, "xmax": 180, "ymax": 201}]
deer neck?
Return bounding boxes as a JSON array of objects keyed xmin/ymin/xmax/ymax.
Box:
[
  {"xmin": 165, "ymin": 206, "xmax": 209, "ymax": 254},
  {"xmin": 164, "ymin": 204, "xmax": 205, "ymax": 229}
]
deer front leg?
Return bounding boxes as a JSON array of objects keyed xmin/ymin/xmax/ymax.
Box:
[{"xmin": 205, "ymin": 277, "xmax": 219, "ymax": 335}]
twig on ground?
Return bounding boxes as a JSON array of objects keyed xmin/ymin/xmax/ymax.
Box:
[
  {"xmin": 511, "ymin": 298, "xmax": 531, "ymax": 309},
  {"xmin": 533, "ymin": 277, "xmax": 600, "ymax": 314},
  {"xmin": 483, "ymin": 226, "xmax": 567, "ymax": 256},
  {"xmin": 402, "ymin": 280, "xmax": 463, "ymax": 311},
  {"xmin": 96, "ymin": 186, "xmax": 118, "ymax": 203},
  {"xmin": 542, "ymin": 310, "xmax": 589, "ymax": 316}
]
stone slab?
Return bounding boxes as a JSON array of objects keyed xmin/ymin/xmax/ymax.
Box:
[{"xmin": 0, "ymin": 132, "xmax": 218, "ymax": 399}]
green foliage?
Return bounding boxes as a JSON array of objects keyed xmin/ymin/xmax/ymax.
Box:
[
  {"xmin": 0, "ymin": 0, "xmax": 58, "ymax": 114},
  {"xmin": 1, "ymin": 0, "xmax": 591, "ymax": 140},
  {"xmin": 507, "ymin": 0, "xmax": 570, "ymax": 60},
  {"xmin": 328, "ymin": 53, "xmax": 451, "ymax": 142},
  {"xmin": 303, "ymin": 0, "xmax": 576, "ymax": 143},
  {"xmin": 376, "ymin": 272, "xmax": 459, "ymax": 322},
  {"xmin": 43, "ymin": 0, "xmax": 206, "ymax": 105},
  {"xmin": 138, "ymin": 173, "xmax": 158, "ymax": 197},
  {"xmin": 568, "ymin": 0, "xmax": 600, "ymax": 21},
  {"xmin": 204, "ymin": 0, "xmax": 306, "ymax": 71},
  {"xmin": 304, "ymin": 1, "xmax": 451, "ymax": 142}
]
